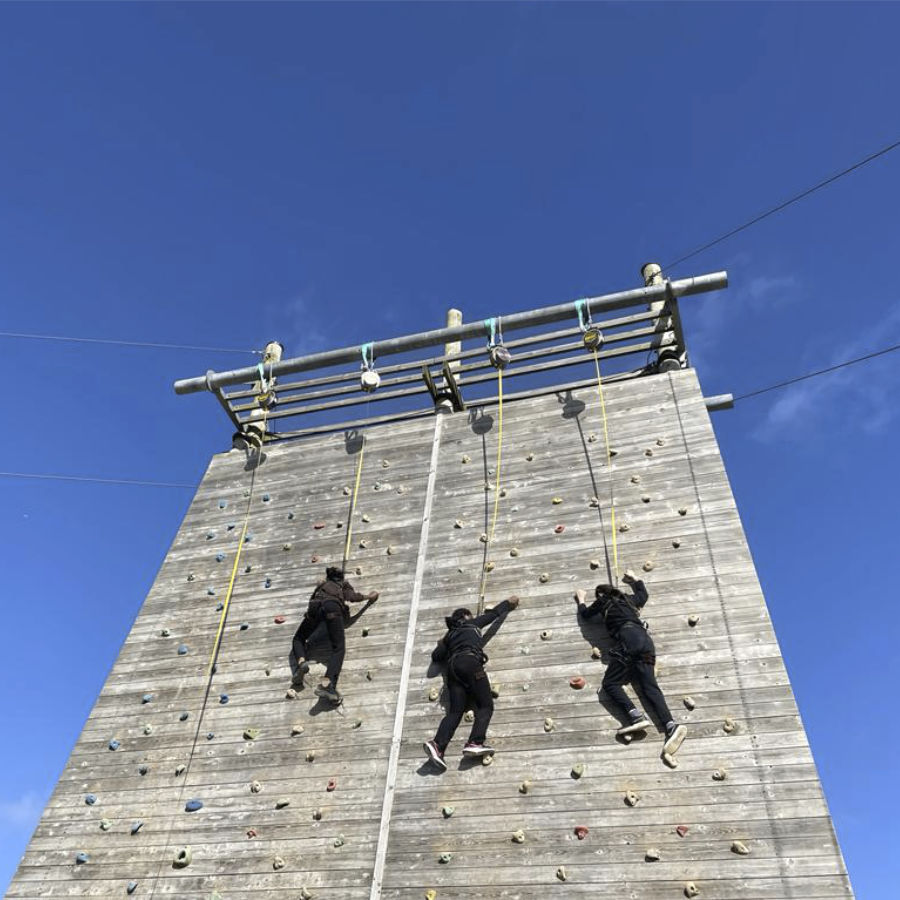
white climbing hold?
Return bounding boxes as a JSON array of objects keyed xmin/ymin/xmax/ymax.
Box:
[
  {"xmin": 482, "ymin": 754, "xmax": 494, "ymax": 766},
  {"xmin": 641, "ymin": 494, "xmax": 651, "ymax": 503},
  {"xmin": 588, "ymin": 432, "xmax": 597, "ymax": 442},
  {"xmin": 306, "ymin": 751, "xmax": 316, "ymax": 762},
  {"xmin": 556, "ymin": 866, "xmax": 568, "ymax": 882},
  {"xmin": 625, "ymin": 790, "xmax": 640, "ymax": 807},
  {"xmin": 683, "ymin": 696, "xmax": 696, "ymax": 710},
  {"xmin": 525, "ymin": 452, "xmax": 534, "ymax": 461},
  {"xmin": 464, "ymin": 710, "xmax": 475, "ymax": 723},
  {"xmin": 631, "ymin": 474, "xmax": 641, "ymax": 484},
  {"xmin": 645, "ymin": 848, "xmax": 661, "ymax": 862},
  {"xmin": 173, "ymin": 846, "xmax": 192, "ymax": 868},
  {"xmin": 511, "ymin": 829, "xmax": 525, "ymax": 843},
  {"xmin": 510, "ymin": 547, "xmax": 519, "ymax": 557},
  {"xmin": 539, "ymin": 572, "xmax": 550, "ymax": 583},
  {"xmin": 484, "ymin": 561, "xmax": 495, "ymax": 572},
  {"xmin": 359, "ymin": 539, "xmax": 369, "ymax": 549},
  {"xmin": 731, "ymin": 840, "xmax": 750, "ymax": 855},
  {"xmin": 552, "ymin": 496, "xmax": 563, "ymax": 505},
  {"xmin": 275, "ymin": 798, "xmax": 290, "ymax": 809},
  {"xmin": 543, "ymin": 717, "xmax": 555, "ymax": 732},
  {"xmin": 723, "ymin": 717, "xmax": 736, "ymax": 733},
  {"xmin": 283, "ymin": 542, "xmax": 292, "ymax": 551},
  {"xmin": 333, "ymin": 835, "xmax": 345, "ymax": 847},
  {"xmin": 712, "ymin": 769, "xmax": 727, "ymax": 781},
  {"xmin": 382, "ymin": 459, "xmax": 390, "ymax": 468},
  {"xmin": 361, "ymin": 513, "xmax": 371, "ymax": 523},
  {"xmin": 571, "ymin": 762, "xmax": 585, "ymax": 779},
  {"xmin": 540, "ymin": 629, "xmax": 553, "ymax": 640},
  {"xmin": 285, "ymin": 689, "xmax": 298, "ymax": 700},
  {"xmin": 591, "ymin": 646, "xmax": 602, "ymax": 659},
  {"xmin": 428, "ymin": 687, "xmax": 440, "ymax": 702},
  {"xmin": 299, "ymin": 889, "xmax": 313, "ymax": 900},
  {"xmin": 291, "ymin": 724, "xmax": 304, "ymax": 736},
  {"xmin": 342, "ymin": 486, "xmax": 352, "ymax": 495},
  {"xmin": 687, "ymin": 614, "xmax": 700, "ymax": 627},
  {"xmin": 673, "ymin": 539, "xmax": 682, "ymax": 548},
  {"xmin": 386, "ymin": 546, "xmax": 395, "ymax": 555},
  {"xmin": 519, "ymin": 780, "xmax": 532, "ymax": 794},
  {"xmin": 313, "ymin": 808, "xmax": 323, "ymax": 820},
  {"xmin": 684, "ymin": 882, "xmax": 699, "ymax": 898},
  {"xmin": 656, "ymin": 438, "xmax": 665, "ymax": 446},
  {"xmin": 175, "ymin": 764, "xmax": 186, "ymax": 776},
  {"xmin": 461, "ymin": 454, "xmax": 470, "ymax": 463},
  {"xmin": 589, "ymin": 559, "xmax": 601, "ymax": 570},
  {"xmin": 442, "ymin": 805, "xmax": 455, "ymax": 818},
  {"xmin": 250, "ymin": 781, "xmax": 262, "ymax": 793},
  {"xmin": 454, "ymin": 519, "xmax": 463, "ymax": 528},
  {"xmin": 273, "ymin": 856, "xmax": 286, "ymax": 870},
  {"xmin": 642, "ymin": 561, "xmax": 654, "ymax": 572},
  {"xmin": 618, "ymin": 522, "xmax": 630, "ymax": 532}
]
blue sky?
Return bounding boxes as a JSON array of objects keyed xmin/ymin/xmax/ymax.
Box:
[{"xmin": 1, "ymin": 2, "xmax": 898, "ymax": 894}]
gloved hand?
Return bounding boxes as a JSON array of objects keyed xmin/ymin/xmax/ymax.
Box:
[
  {"xmin": 621, "ymin": 570, "xmax": 637, "ymax": 585},
  {"xmin": 574, "ymin": 589, "xmax": 587, "ymax": 604},
  {"xmin": 367, "ymin": 591, "xmax": 379, "ymax": 602},
  {"xmin": 506, "ymin": 595, "xmax": 520, "ymax": 609}
]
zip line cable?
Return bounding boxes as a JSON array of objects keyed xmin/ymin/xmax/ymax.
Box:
[
  {"xmin": 591, "ymin": 347, "xmax": 619, "ymax": 580},
  {"xmin": 0, "ymin": 471, "xmax": 197, "ymax": 488},
  {"xmin": 477, "ymin": 366, "xmax": 504, "ymax": 615},
  {"xmin": 663, "ymin": 137, "xmax": 900, "ymax": 271},
  {"xmin": 733, "ymin": 341, "xmax": 900, "ymax": 402},
  {"xmin": 0, "ymin": 330, "xmax": 258, "ymax": 354}
]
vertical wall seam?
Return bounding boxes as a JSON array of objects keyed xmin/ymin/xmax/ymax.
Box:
[{"xmin": 369, "ymin": 412, "xmax": 443, "ymax": 899}]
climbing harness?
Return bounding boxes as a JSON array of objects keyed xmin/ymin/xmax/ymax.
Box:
[
  {"xmin": 342, "ymin": 432, "xmax": 367, "ymax": 572},
  {"xmin": 360, "ymin": 342, "xmax": 381, "ymax": 393},
  {"xmin": 576, "ymin": 300, "xmax": 619, "ymax": 580},
  {"xmin": 478, "ymin": 318, "xmax": 507, "ymax": 613}
]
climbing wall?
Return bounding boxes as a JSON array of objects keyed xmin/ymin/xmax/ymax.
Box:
[{"xmin": 7, "ymin": 368, "xmax": 854, "ymax": 899}]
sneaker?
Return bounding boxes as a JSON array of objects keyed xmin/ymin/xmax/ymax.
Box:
[
  {"xmin": 462, "ymin": 742, "xmax": 495, "ymax": 757},
  {"xmin": 314, "ymin": 682, "xmax": 343, "ymax": 704},
  {"xmin": 663, "ymin": 724, "xmax": 687, "ymax": 755},
  {"xmin": 291, "ymin": 660, "xmax": 309, "ymax": 687},
  {"xmin": 423, "ymin": 740, "xmax": 447, "ymax": 771},
  {"xmin": 617, "ymin": 715, "xmax": 651, "ymax": 736}
]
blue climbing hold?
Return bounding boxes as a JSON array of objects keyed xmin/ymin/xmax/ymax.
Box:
[
  {"xmin": 215, "ymin": 602, "xmax": 224, "ymax": 611},
  {"xmin": 130, "ymin": 821, "xmax": 143, "ymax": 835},
  {"xmin": 219, "ymin": 694, "xmax": 229, "ymax": 705},
  {"xmin": 226, "ymin": 522, "xmax": 236, "ymax": 530},
  {"xmin": 85, "ymin": 794, "xmax": 97, "ymax": 806},
  {"xmin": 185, "ymin": 799, "xmax": 204, "ymax": 812},
  {"xmin": 262, "ymin": 493, "xmax": 270, "ymax": 502},
  {"xmin": 138, "ymin": 765, "xmax": 149, "ymax": 775},
  {"xmin": 243, "ymin": 532, "xmax": 253, "ymax": 543},
  {"xmin": 287, "ymin": 511, "xmax": 295, "ymax": 520},
  {"xmin": 127, "ymin": 881, "xmax": 138, "ymax": 895},
  {"xmin": 177, "ymin": 644, "xmax": 189, "ymax": 655},
  {"xmin": 207, "ymin": 588, "xmax": 216, "ymax": 596},
  {"xmin": 240, "ymin": 622, "xmax": 250, "ymax": 630},
  {"xmin": 75, "ymin": 852, "xmax": 89, "ymax": 865},
  {"xmin": 216, "ymin": 552, "xmax": 225, "ymax": 562},
  {"xmin": 206, "ymin": 530, "xmax": 215, "ymax": 540},
  {"xmin": 179, "ymin": 711, "xmax": 189, "ymax": 722},
  {"xmin": 206, "ymin": 732, "xmax": 215, "ymax": 740},
  {"xmin": 264, "ymin": 578, "xmax": 272, "ymax": 589},
  {"xmin": 108, "ymin": 739, "xmax": 120, "ymax": 751},
  {"xmin": 141, "ymin": 693, "xmax": 153, "ymax": 704},
  {"xmin": 218, "ymin": 499, "xmax": 227, "ymax": 509}
]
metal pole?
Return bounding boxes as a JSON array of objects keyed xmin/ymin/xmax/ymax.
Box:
[{"xmin": 174, "ymin": 271, "xmax": 727, "ymax": 396}]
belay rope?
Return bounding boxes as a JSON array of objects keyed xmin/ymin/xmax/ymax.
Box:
[{"xmin": 342, "ymin": 431, "xmax": 367, "ymax": 572}]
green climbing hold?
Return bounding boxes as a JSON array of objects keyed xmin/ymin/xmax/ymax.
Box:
[
  {"xmin": 571, "ymin": 762, "xmax": 585, "ymax": 779},
  {"xmin": 243, "ymin": 727, "xmax": 260, "ymax": 740},
  {"xmin": 99, "ymin": 818, "xmax": 112, "ymax": 831},
  {"xmin": 173, "ymin": 846, "xmax": 192, "ymax": 868},
  {"xmin": 441, "ymin": 806, "xmax": 455, "ymax": 818}
]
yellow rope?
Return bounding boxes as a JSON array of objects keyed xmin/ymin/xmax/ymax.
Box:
[
  {"xmin": 592, "ymin": 348, "xmax": 619, "ymax": 578},
  {"xmin": 342, "ymin": 434, "xmax": 367, "ymax": 568},
  {"xmin": 478, "ymin": 367, "xmax": 504, "ymax": 612}
]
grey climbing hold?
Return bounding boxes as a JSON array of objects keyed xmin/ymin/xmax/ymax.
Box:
[
  {"xmin": 272, "ymin": 856, "xmax": 286, "ymax": 870},
  {"xmin": 299, "ymin": 889, "xmax": 313, "ymax": 900},
  {"xmin": 216, "ymin": 602, "xmax": 224, "ymax": 611},
  {"xmin": 206, "ymin": 530, "xmax": 215, "ymax": 540},
  {"xmin": 645, "ymin": 848, "xmax": 660, "ymax": 861},
  {"xmin": 382, "ymin": 458, "xmax": 390, "ymax": 468},
  {"xmin": 179, "ymin": 711, "xmax": 189, "ymax": 722},
  {"xmin": 543, "ymin": 717, "xmax": 555, "ymax": 732},
  {"xmin": 240, "ymin": 622, "xmax": 250, "ymax": 630},
  {"xmin": 441, "ymin": 805, "xmax": 455, "ymax": 818},
  {"xmin": 618, "ymin": 522, "xmax": 630, "ymax": 532},
  {"xmin": 108, "ymin": 739, "xmax": 120, "ymax": 751},
  {"xmin": 218, "ymin": 499, "xmax": 227, "ymax": 509},
  {"xmin": 684, "ymin": 882, "xmax": 699, "ymax": 898},
  {"xmin": 589, "ymin": 559, "xmax": 601, "ymax": 570},
  {"xmin": 287, "ymin": 511, "xmax": 295, "ymax": 519},
  {"xmin": 220, "ymin": 694, "xmax": 229, "ymax": 704},
  {"xmin": 262, "ymin": 493, "xmax": 270, "ymax": 502},
  {"xmin": 175, "ymin": 764, "xmax": 186, "ymax": 776},
  {"xmin": 99, "ymin": 818, "xmax": 112, "ymax": 830},
  {"xmin": 244, "ymin": 532, "xmax": 253, "ymax": 542},
  {"xmin": 250, "ymin": 781, "xmax": 262, "ymax": 793},
  {"xmin": 127, "ymin": 881, "xmax": 138, "ymax": 894},
  {"xmin": 687, "ymin": 614, "xmax": 700, "ymax": 627},
  {"xmin": 642, "ymin": 561, "xmax": 654, "ymax": 572},
  {"xmin": 333, "ymin": 834, "xmax": 345, "ymax": 847},
  {"xmin": 306, "ymin": 750, "xmax": 316, "ymax": 761},
  {"xmin": 227, "ymin": 522, "xmax": 235, "ymax": 530},
  {"xmin": 206, "ymin": 732, "xmax": 215, "ymax": 740},
  {"xmin": 75, "ymin": 851, "xmax": 89, "ymax": 864},
  {"xmin": 556, "ymin": 866, "xmax": 568, "ymax": 882},
  {"xmin": 172, "ymin": 847, "xmax": 192, "ymax": 868},
  {"xmin": 177, "ymin": 644, "xmax": 189, "ymax": 655},
  {"xmin": 538, "ymin": 572, "xmax": 550, "ymax": 583},
  {"xmin": 291, "ymin": 724, "xmax": 304, "ymax": 736},
  {"xmin": 141, "ymin": 693, "xmax": 153, "ymax": 704},
  {"xmin": 187, "ymin": 573, "xmax": 195, "ymax": 582},
  {"xmin": 511, "ymin": 829, "xmax": 525, "ymax": 843},
  {"xmin": 510, "ymin": 547, "xmax": 519, "ymax": 557},
  {"xmin": 464, "ymin": 710, "xmax": 475, "ymax": 723},
  {"xmin": 712, "ymin": 768, "xmax": 727, "ymax": 781},
  {"xmin": 313, "ymin": 807, "xmax": 323, "ymax": 820},
  {"xmin": 161, "ymin": 628, "xmax": 170, "ymax": 637},
  {"xmin": 275, "ymin": 798, "xmax": 290, "ymax": 809},
  {"xmin": 723, "ymin": 717, "xmax": 736, "ymax": 733},
  {"xmin": 244, "ymin": 728, "xmax": 260, "ymax": 740},
  {"xmin": 630, "ymin": 474, "xmax": 641, "ymax": 484},
  {"xmin": 518, "ymin": 780, "xmax": 532, "ymax": 794},
  {"xmin": 683, "ymin": 696, "xmax": 696, "ymax": 710},
  {"xmin": 625, "ymin": 790, "xmax": 640, "ymax": 807},
  {"xmin": 439, "ymin": 853, "xmax": 452, "ymax": 864},
  {"xmin": 244, "ymin": 565, "xmax": 252, "ymax": 573},
  {"xmin": 428, "ymin": 687, "xmax": 439, "ymax": 701},
  {"xmin": 366, "ymin": 669, "xmax": 374, "ymax": 681},
  {"xmin": 283, "ymin": 542, "xmax": 292, "ymax": 551},
  {"xmin": 185, "ymin": 799, "xmax": 203, "ymax": 812},
  {"xmin": 85, "ymin": 793, "xmax": 97, "ymax": 805},
  {"xmin": 571, "ymin": 762, "xmax": 585, "ymax": 779},
  {"xmin": 215, "ymin": 553, "xmax": 225, "ymax": 562},
  {"xmin": 143, "ymin": 724, "xmax": 153, "ymax": 735},
  {"xmin": 130, "ymin": 820, "xmax": 144, "ymax": 834},
  {"xmin": 540, "ymin": 630, "xmax": 553, "ymax": 640},
  {"xmin": 207, "ymin": 588, "xmax": 216, "ymax": 596},
  {"xmin": 525, "ymin": 452, "xmax": 534, "ymax": 461},
  {"xmin": 138, "ymin": 765, "xmax": 149, "ymax": 775},
  {"xmin": 386, "ymin": 545, "xmax": 395, "ymax": 555}
]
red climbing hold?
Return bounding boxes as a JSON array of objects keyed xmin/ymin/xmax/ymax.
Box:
[
  {"xmin": 274, "ymin": 616, "xmax": 286, "ymax": 624},
  {"xmin": 554, "ymin": 524, "xmax": 566, "ymax": 534},
  {"xmin": 676, "ymin": 825, "xmax": 689, "ymax": 837},
  {"xmin": 313, "ymin": 522, "xmax": 326, "ymax": 530},
  {"xmin": 246, "ymin": 829, "xmax": 258, "ymax": 838},
  {"xmin": 569, "ymin": 676, "xmax": 586, "ymax": 690},
  {"xmin": 326, "ymin": 778, "xmax": 337, "ymax": 792},
  {"xmin": 574, "ymin": 826, "xmax": 589, "ymax": 840}
]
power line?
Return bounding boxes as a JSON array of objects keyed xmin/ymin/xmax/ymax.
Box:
[
  {"xmin": 0, "ymin": 471, "xmax": 197, "ymax": 489},
  {"xmin": 0, "ymin": 330, "xmax": 259, "ymax": 355},
  {"xmin": 734, "ymin": 342, "xmax": 900, "ymax": 402},
  {"xmin": 664, "ymin": 137, "xmax": 900, "ymax": 271}
]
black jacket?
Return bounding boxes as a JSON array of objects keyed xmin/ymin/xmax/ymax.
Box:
[
  {"xmin": 579, "ymin": 580, "xmax": 648, "ymax": 639},
  {"xmin": 308, "ymin": 578, "xmax": 367, "ymax": 624},
  {"xmin": 432, "ymin": 600, "xmax": 512, "ymax": 665}
]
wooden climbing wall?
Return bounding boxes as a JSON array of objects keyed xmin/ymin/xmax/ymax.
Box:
[{"xmin": 7, "ymin": 369, "xmax": 854, "ymax": 899}]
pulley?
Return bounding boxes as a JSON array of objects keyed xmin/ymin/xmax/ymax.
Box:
[{"xmin": 359, "ymin": 342, "xmax": 381, "ymax": 393}]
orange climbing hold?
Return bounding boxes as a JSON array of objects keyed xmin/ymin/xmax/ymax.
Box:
[
  {"xmin": 274, "ymin": 615, "xmax": 286, "ymax": 624},
  {"xmin": 569, "ymin": 676, "xmax": 586, "ymax": 690},
  {"xmin": 554, "ymin": 524, "xmax": 566, "ymax": 534},
  {"xmin": 326, "ymin": 778, "xmax": 337, "ymax": 792},
  {"xmin": 313, "ymin": 522, "xmax": 326, "ymax": 530},
  {"xmin": 574, "ymin": 826, "xmax": 589, "ymax": 840}
]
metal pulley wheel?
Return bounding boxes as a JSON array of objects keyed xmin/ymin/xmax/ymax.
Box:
[
  {"xmin": 489, "ymin": 344, "xmax": 512, "ymax": 370},
  {"xmin": 582, "ymin": 327, "xmax": 603, "ymax": 352}
]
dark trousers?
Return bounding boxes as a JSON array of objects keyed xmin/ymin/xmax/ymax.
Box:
[
  {"xmin": 602, "ymin": 622, "xmax": 673, "ymax": 725},
  {"xmin": 434, "ymin": 653, "xmax": 494, "ymax": 751},
  {"xmin": 292, "ymin": 600, "xmax": 346, "ymax": 686}
]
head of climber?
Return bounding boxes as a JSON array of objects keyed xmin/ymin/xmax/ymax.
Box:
[
  {"xmin": 446, "ymin": 607, "xmax": 473, "ymax": 628},
  {"xmin": 325, "ymin": 566, "xmax": 344, "ymax": 583},
  {"xmin": 595, "ymin": 584, "xmax": 624, "ymax": 602}
]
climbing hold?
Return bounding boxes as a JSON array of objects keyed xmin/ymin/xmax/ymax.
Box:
[
  {"xmin": 187, "ymin": 573, "xmax": 195, "ymax": 582},
  {"xmin": 525, "ymin": 452, "xmax": 534, "ymax": 461},
  {"xmin": 261, "ymin": 493, "xmax": 270, "ymax": 502},
  {"xmin": 618, "ymin": 522, "xmax": 630, "ymax": 532},
  {"xmin": 366, "ymin": 669, "xmax": 374, "ymax": 681},
  {"xmin": 177, "ymin": 644, "xmax": 189, "ymax": 655},
  {"xmin": 731, "ymin": 840, "xmax": 750, "ymax": 855},
  {"xmin": 588, "ymin": 496, "xmax": 600, "ymax": 509},
  {"xmin": 656, "ymin": 438, "xmax": 666, "ymax": 446},
  {"xmin": 264, "ymin": 578, "xmax": 271, "ymax": 589},
  {"xmin": 538, "ymin": 572, "xmax": 550, "ymax": 583},
  {"xmin": 215, "ymin": 553, "xmax": 225, "ymax": 562},
  {"xmin": 362, "ymin": 513, "xmax": 371, "ymax": 523},
  {"xmin": 282, "ymin": 542, "xmax": 292, "ymax": 552},
  {"xmin": 240, "ymin": 621, "xmax": 250, "ymax": 631},
  {"xmin": 672, "ymin": 539, "xmax": 682, "ymax": 548},
  {"xmin": 179, "ymin": 712, "xmax": 189, "ymax": 722},
  {"xmin": 287, "ymin": 511, "xmax": 295, "ymax": 519},
  {"xmin": 141, "ymin": 693, "xmax": 153, "ymax": 704},
  {"xmin": 313, "ymin": 808, "xmax": 323, "ymax": 820},
  {"xmin": 285, "ymin": 688, "xmax": 297, "ymax": 700},
  {"xmin": 479, "ymin": 532, "xmax": 488, "ymax": 543},
  {"xmin": 362, "ymin": 626, "xmax": 370, "ymax": 636},
  {"xmin": 333, "ymin": 835, "xmax": 345, "ymax": 847},
  {"xmin": 352, "ymin": 719, "xmax": 363, "ymax": 729},
  {"xmin": 683, "ymin": 696, "xmax": 696, "ymax": 710},
  {"xmin": 484, "ymin": 561, "xmax": 495, "ymax": 572},
  {"xmin": 108, "ymin": 739, "xmax": 120, "ymax": 751},
  {"xmin": 310, "ymin": 555, "xmax": 320, "ymax": 563},
  {"xmin": 326, "ymin": 778, "xmax": 337, "ymax": 792},
  {"xmin": 381, "ymin": 458, "xmax": 390, "ymax": 468},
  {"xmin": 299, "ymin": 889, "xmax": 313, "ymax": 900},
  {"xmin": 275, "ymin": 798, "xmax": 290, "ymax": 809},
  {"xmin": 185, "ymin": 799, "xmax": 203, "ymax": 812},
  {"xmin": 272, "ymin": 856, "xmax": 285, "ymax": 870},
  {"xmin": 554, "ymin": 524, "xmax": 565, "ymax": 534},
  {"xmin": 218, "ymin": 499, "xmax": 227, "ymax": 509},
  {"xmin": 490, "ymin": 684, "xmax": 500, "ymax": 698},
  {"xmin": 464, "ymin": 710, "xmax": 475, "ymax": 723},
  {"xmin": 556, "ymin": 866, "xmax": 568, "ymax": 882},
  {"xmin": 207, "ymin": 587, "xmax": 216, "ymax": 596},
  {"xmin": 644, "ymin": 448, "xmax": 654, "ymax": 458},
  {"xmin": 645, "ymin": 848, "xmax": 661, "ymax": 862},
  {"xmin": 161, "ymin": 628, "xmax": 170, "ymax": 637},
  {"xmin": 274, "ymin": 615, "xmax": 286, "ymax": 624},
  {"xmin": 173, "ymin": 846, "xmax": 192, "ymax": 868},
  {"xmin": 206, "ymin": 530, "xmax": 216, "ymax": 540},
  {"xmin": 425, "ymin": 891, "xmax": 437, "ymax": 900},
  {"xmin": 678, "ymin": 507, "xmax": 688, "ymax": 516},
  {"xmin": 687, "ymin": 614, "xmax": 700, "ymax": 627},
  {"xmin": 227, "ymin": 522, "xmax": 236, "ymax": 530},
  {"xmin": 441, "ymin": 805, "xmax": 455, "ymax": 818},
  {"xmin": 511, "ymin": 829, "xmax": 525, "ymax": 843},
  {"xmin": 249, "ymin": 780, "xmax": 262, "ymax": 793},
  {"xmin": 216, "ymin": 602, "xmax": 224, "ymax": 611},
  {"xmin": 518, "ymin": 780, "xmax": 532, "ymax": 794},
  {"xmin": 75, "ymin": 852, "xmax": 89, "ymax": 864},
  {"xmin": 624, "ymin": 790, "xmax": 640, "ymax": 807},
  {"xmin": 130, "ymin": 820, "xmax": 144, "ymax": 834},
  {"xmin": 439, "ymin": 853, "xmax": 452, "ymax": 864},
  {"xmin": 291, "ymin": 724, "xmax": 304, "ymax": 736},
  {"xmin": 676, "ymin": 825, "xmax": 689, "ymax": 837},
  {"xmin": 571, "ymin": 762, "xmax": 585, "ymax": 779},
  {"xmin": 428, "ymin": 687, "xmax": 440, "ymax": 701},
  {"xmin": 206, "ymin": 732, "xmax": 215, "ymax": 740},
  {"xmin": 591, "ymin": 646, "xmax": 602, "ymax": 660},
  {"xmin": 569, "ymin": 676, "xmax": 586, "ymax": 690},
  {"xmin": 386, "ymin": 545, "xmax": 395, "ymax": 555},
  {"xmin": 342, "ymin": 485, "xmax": 352, "ymax": 496},
  {"xmin": 453, "ymin": 519, "xmax": 463, "ymax": 529},
  {"xmin": 306, "ymin": 751, "xmax": 316, "ymax": 762},
  {"xmin": 219, "ymin": 694, "xmax": 229, "ymax": 705},
  {"xmin": 574, "ymin": 825, "xmax": 589, "ymax": 840},
  {"xmin": 540, "ymin": 630, "xmax": 553, "ymax": 641},
  {"xmin": 509, "ymin": 547, "xmax": 519, "ymax": 557},
  {"xmin": 461, "ymin": 454, "xmax": 470, "ymax": 464},
  {"xmin": 589, "ymin": 559, "xmax": 601, "ymax": 570},
  {"xmin": 482, "ymin": 754, "xmax": 494, "ymax": 766},
  {"xmin": 641, "ymin": 494, "xmax": 651, "ymax": 504},
  {"xmin": 127, "ymin": 881, "xmax": 138, "ymax": 894},
  {"xmin": 359, "ymin": 539, "xmax": 369, "ymax": 549},
  {"xmin": 85, "ymin": 793, "xmax": 97, "ymax": 805},
  {"xmin": 246, "ymin": 828, "xmax": 258, "ymax": 838},
  {"xmin": 723, "ymin": 717, "xmax": 736, "ymax": 733},
  {"xmin": 543, "ymin": 717, "xmax": 555, "ymax": 732},
  {"xmin": 552, "ymin": 496, "xmax": 563, "ymax": 505},
  {"xmin": 138, "ymin": 765, "xmax": 149, "ymax": 775},
  {"xmin": 712, "ymin": 769, "xmax": 727, "ymax": 781},
  {"xmin": 313, "ymin": 522, "xmax": 326, "ymax": 530},
  {"xmin": 684, "ymin": 883, "xmax": 699, "ymax": 898},
  {"xmin": 175, "ymin": 764, "xmax": 186, "ymax": 776},
  {"xmin": 630, "ymin": 474, "xmax": 641, "ymax": 484},
  {"xmin": 642, "ymin": 561, "xmax": 654, "ymax": 572},
  {"xmin": 588, "ymin": 431, "xmax": 597, "ymax": 442},
  {"xmin": 244, "ymin": 727, "xmax": 260, "ymax": 740},
  {"xmin": 99, "ymin": 818, "xmax": 112, "ymax": 831}
]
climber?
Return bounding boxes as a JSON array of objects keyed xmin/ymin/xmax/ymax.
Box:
[
  {"xmin": 291, "ymin": 566, "xmax": 378, "ymax": 703},
  {"xmin": 576, "ymin": 571, "xmax": 686, "ymax": 756},
  {"xmin": 423, "ymin": 595, "xmax": 520, "ymax": 770}
]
